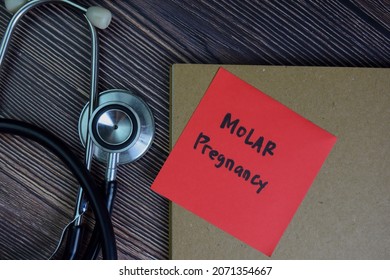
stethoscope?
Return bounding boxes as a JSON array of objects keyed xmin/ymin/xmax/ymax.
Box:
[{"xmin": 0, "ymin": 0, "xmax": 155, "ymax": 259}]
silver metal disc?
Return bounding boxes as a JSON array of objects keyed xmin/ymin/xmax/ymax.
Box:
[
  {"xmin": 96, "ymin": 108, "xmax": 133, "ymax": 146},
  {"xmin": 78, "ymin": 89, "xmax": 155, "ymax": 165}
]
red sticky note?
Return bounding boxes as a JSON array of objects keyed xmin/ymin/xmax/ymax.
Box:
[{"xmin": 152, "ymin": 67, "xmax": 337, "ymax": 256}]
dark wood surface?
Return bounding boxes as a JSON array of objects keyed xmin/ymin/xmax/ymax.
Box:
[{"xmin": 0, "ymin": 0, "xmax": 389, "ymax": 260}]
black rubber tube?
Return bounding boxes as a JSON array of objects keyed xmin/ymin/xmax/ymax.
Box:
[
  {"xmin": 83, "ymin": 180, "xmax": 117, "ymax": 260},
  {"xmin": 0, "ymin": 118, "xmax": 117, "ymax": 260},
  {"xmin": 64, "ymin": 224, "xmax": 84, "ymax": 259}
]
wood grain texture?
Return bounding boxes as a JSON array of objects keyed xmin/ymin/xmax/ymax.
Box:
[{"xmin": 0, "ymin": 0, "xmax": 389, "ymax": 259}]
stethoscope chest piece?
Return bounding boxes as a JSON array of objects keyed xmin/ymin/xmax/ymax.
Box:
[{"xmin": 79, "ymin": 89, "xmax": 154, "ymax": 164}]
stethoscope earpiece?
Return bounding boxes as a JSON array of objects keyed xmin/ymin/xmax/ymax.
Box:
[
  {"xmin": 86, "ymin": 6, "xmax": 112, "ymax": 30},
  {"xmin": 4, "ymin": 0, "xmax": 28, "ymax": 14}
]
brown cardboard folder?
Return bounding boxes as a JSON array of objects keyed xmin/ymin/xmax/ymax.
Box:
[{"xmin": 169, "ymin": 64, "xmax": 390, "ymax": 259}]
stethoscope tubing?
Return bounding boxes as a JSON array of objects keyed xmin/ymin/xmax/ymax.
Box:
[
  {"xmin": 0, "ymin": 118, "xmax": 117, "ymax": 260},
  {"xmin": 0, "ymin": 0, "xmax": 154, "ymax": 260},
  {"xmin": 0, "ymin": 0, "xmax": 113, "ymax": 259}
]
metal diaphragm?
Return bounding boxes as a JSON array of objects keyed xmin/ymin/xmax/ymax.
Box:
[{"xmin": 78, "ymin": 89, "xmax": 154, "ymax": 164}]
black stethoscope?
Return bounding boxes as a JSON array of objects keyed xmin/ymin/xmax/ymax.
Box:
[{"xmin": 0, "ymin": 0, "xmax": 155, "ymax": 259}]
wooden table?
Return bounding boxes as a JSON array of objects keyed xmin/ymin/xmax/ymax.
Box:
[{"xmin": 0, "ymin": 0, "xmax": 389, "ymax": 260}]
